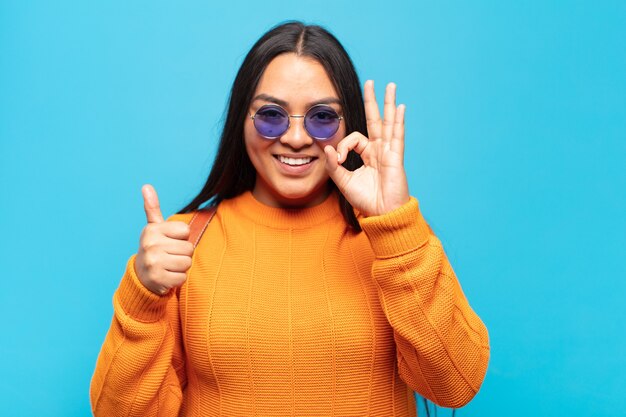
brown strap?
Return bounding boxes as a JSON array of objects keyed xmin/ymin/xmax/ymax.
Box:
[{"xmin": 187, "ymin": 207, "xmax": 217, "ymax": 248}]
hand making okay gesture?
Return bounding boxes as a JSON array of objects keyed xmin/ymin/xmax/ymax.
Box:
[{"xmin": 324, "ymin": 80, "xmax": 410, "ymax": 217}]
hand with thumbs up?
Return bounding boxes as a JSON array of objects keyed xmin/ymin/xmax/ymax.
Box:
[{"xmin": 134, "ymin": 184, "xmax": 195, "ymax": 296}]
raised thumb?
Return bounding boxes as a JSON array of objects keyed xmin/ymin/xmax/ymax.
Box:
[{"xmin": 142, "ymin": 184, "xmax": 165, "ymax": 224}]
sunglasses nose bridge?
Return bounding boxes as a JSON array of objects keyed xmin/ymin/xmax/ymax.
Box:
[{"xmin": 280, "ymin": 114, "xmax": 312, "ymax": 147}]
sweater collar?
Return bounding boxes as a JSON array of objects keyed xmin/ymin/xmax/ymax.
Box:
[{"xmin": 226, "ymin": 190, "xmax": 342, "ymax": 229}]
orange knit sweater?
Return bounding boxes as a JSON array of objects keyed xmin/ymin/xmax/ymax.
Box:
[{"xmin": 90, "ymin": 191, "xmax": 489, "ymax": 416}]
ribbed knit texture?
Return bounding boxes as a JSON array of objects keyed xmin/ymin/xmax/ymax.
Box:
[{"xmin": 90, "ymin": 191, "xmax": 489, "ymax": 416}]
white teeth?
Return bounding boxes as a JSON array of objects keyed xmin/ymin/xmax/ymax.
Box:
[{"xmin": 278, "ymin": 156, "xmax": 312, "ymax": 166}]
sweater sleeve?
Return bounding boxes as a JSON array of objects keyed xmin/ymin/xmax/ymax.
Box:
[
  {"xmin": 359, "ymin": 197, "xmax": 490, "ymax": 409},
  {"xmin": 90, "ymin": 254, "xmax": 186, "ymax": 416}
]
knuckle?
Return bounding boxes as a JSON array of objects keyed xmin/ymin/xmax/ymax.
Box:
[
  {"xmin": 139, "ymin": 238, "xmax": 150, "ymax": 251},
  {"xmin": 140, "ymin": 238, "xmax": 158, "ymax": 253},
  {"xmin": 140, "ymin": 227, "xmax": 153, "ymax": 243},
  {"xmin": 138, "ymin": 236, "xmax": 147, "ymax": 251},
  {"xmin": 143, "ymin": 224, "xmax": 163, "ymax": 241},
  {"xmin": 143, "ymin": 253, "xmax": 157, "ymax": 269}
]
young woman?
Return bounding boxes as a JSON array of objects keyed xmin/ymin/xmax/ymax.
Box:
[{"xmin": 91, "ymin": 22, "xmax": 489, "ymax": 416}]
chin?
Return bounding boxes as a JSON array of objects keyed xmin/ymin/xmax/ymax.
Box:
[
  {"xmin": 277, "ymin": 189, "xmax": 316, "ymax": 203},
  {"xmin": 274, "ymin": 184, "xmax": 329, "ymax": 207}
]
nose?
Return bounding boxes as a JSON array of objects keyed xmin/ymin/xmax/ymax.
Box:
[{"xmin": 279, "ymin": 116, "xmax": 313, "ymax": 149}]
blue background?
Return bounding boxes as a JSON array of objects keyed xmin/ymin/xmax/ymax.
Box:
[{"xmin": 1, "ymin": 1, "xmax": 625, "ymax": 416}]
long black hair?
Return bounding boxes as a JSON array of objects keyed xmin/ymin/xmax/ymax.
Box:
[{"xmin": 177, "ymin": 21, "xmax": 367, "ymax": 231}]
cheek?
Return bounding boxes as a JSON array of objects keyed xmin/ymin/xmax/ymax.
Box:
[
  {"xmin": 244, "ymin": 125, "xmax": 262, "ymax": 162},
  {"xmin": 244, "ymin": 125, "xmax": 276, "ymax": 179},
  {"xmin": 243, "ymin": 126, "xmax": 254, "ymax": 158},
  {"xmin": 323, "ymin": 126, "xmax": 347, "ymax": 153}
]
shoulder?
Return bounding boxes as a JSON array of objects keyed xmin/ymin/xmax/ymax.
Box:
[
  {"xmin": 166, "ymin": 207, "xmax": 220, "ymax": 226},
  {"xmin": 166, "ymin": 212, "xmax": 199, "ymax": 224}
]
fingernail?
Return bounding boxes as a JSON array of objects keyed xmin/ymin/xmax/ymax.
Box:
[{"xmin": 337, "ymin": 152, "xmax": 341, "ymax": 161}]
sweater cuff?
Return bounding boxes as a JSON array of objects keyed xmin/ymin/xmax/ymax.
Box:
[
  {"xmin": 359, "ymin": 197, "xmax": 431, "ymax": 258},
  {"xmin": 114, "ymin": 254, "xmax": 172, "ymax": 322}
]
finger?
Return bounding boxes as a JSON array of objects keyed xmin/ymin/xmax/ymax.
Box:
[
  {"xmin": 363, "ymin": 80, "xmax": 382, "ymax": 140},
  {"xmin": 162, "ymin": 270, "xmax": 188, "ymax": 287},
  {"xmin": 142, "ymin": 184, "xmax": 164, "ymax": 224},
  {"xmin": 382, "ymin": 83, "xmax": 397, "ymax": 140},
  {"xmin": 335, "ymin": 132, "xmax": 370, "ymax": 164},
  {"xmin": 162, "ymin": 253, "xmax": 193, "ymax": 273},
  {"xmin": 160, "ymin": 221, "xmax": 191, "ymax": 240},
  {"xmin": 163, "ymin": 239, "xmax": 194, "ymax": 257},
  {"xmin": 391, "ymin": 104, "xmax": 406, "ymax": 155},
  {"xmin": 324, "ymin": 144, "xmax": 340, "ymax": 173},
  {"xmin": 324, "ymin": 145, "xmax": 351, "ymax": 189}
]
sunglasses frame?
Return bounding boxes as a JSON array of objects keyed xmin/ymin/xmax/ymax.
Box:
[{"xmin": 249, "ymin": 103, "xmax": 344, "ymax": 141}]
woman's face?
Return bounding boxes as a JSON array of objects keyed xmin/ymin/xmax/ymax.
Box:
[{"xmin": 244, "ymin": 53, "xmax": 345, "ymax": 208}]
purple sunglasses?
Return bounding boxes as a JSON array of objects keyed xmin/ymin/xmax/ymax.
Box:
[{"xmin": 250, "ymin": 104, "xmax": 343, "ymax": 141}]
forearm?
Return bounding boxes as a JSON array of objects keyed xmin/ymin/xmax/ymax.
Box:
[
  {"xmin": 90, "ymin": 255, "xmax": 185, "ymax": 417},
  {"xmin": 361, "ymin": 198, "xmax": 490, "ymax": 408}
]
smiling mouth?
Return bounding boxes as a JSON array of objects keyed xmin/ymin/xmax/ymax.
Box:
[{"xmin": 274, "ymin": 155, "xmax": 316, "ymax": 166}]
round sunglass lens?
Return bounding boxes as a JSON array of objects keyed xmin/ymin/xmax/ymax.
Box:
[
  {"xmin": 305, "ymin": 106, "xmax": 340, "ymax": 140},
  {"xmin": 254, "ymin": 105, "xmax": 289, "ymax": 138}
]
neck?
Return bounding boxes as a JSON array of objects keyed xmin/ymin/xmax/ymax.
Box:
[{"xmin": 251, "ymin": 181, "xmax": 332, "ymax": 209}]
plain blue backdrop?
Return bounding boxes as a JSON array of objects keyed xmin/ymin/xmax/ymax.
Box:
[{"xmin": 1, "ymin": 1, "xmax": 625, "ymax": 416}]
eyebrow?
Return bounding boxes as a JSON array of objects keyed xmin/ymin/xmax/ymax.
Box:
[{"xmin": 252, "ymin": 93, "xmax": 342, "ymax": 108}]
